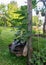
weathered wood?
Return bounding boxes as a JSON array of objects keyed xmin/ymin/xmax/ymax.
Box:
[
  {"xmin": 27, "ymin": 0, "xmax": 32, "ymax": 65},
  {"xmin": 23, "ymin": 42, "xmax": 28, "ymax": 56}
]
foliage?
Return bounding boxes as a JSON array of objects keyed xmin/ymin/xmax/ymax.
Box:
[
  {"xmin": 0, "ymin": 27, "xmax": 2, "ymax": 34},
  {"xmin": 30, "ymin": 48, "xmax": 46, "ymax": 65},
  {"xmin": 32, "ymin": 16, "xmax": 38, "ymax": 26},
  {"xmin": 12, "ymin": 5, "xmax": 29, "ymax": 40},
  {"xmin": 30, "ymin": 37, "xmax": 46, "ymax": 65},
  {"xmin": 7, "ymin": 1, "xmax": 18, "ymax": 19},
  {"xmin": 32, "ymin": 0, "xmax": 36, "ymax": 8},
  {"xmin": 0, "ymin": 4, "xmax": 6, "ymax": 12},
  {"xmin": 0, "ymin": 1, "xmax": 19, "ymax": 26}
]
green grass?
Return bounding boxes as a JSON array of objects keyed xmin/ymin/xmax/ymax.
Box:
[
  {"xmin": 0, "ymin": 27, "xmax": 46, "ymax": 65},
  {"xmin": 32, "ymin": 37, "xmax": 46, "ymax": 51},
  {"xmin": 0, "ymin": 27, "xmax": 27, "ymax": 65}
]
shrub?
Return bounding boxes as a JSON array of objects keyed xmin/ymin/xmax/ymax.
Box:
[
  {"xmin": 30, "ymin": 48, "xmax": 46, "ymax": 65},
  {"xmin": 30, "ymin": 37, "xmax": 46, "ymax": 65},
  {"xmin": 0, "ymin": 27, "xmax": 2, "ymax": 34}
]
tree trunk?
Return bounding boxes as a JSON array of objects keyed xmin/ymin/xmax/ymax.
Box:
[
  {"xmin": 27, "ymin": 0, "xmax": 32, "ymax": 65},
  {"xmin": 43, "ymin": 12, "xmax": 46, "ymax": 33},
  {"xmin": 43, "ymin": 1, "xmax": 46, "ymax": 34},
  {"xmin": 40, "ymin": 0, "xmax": 46, "ymax": 33}
]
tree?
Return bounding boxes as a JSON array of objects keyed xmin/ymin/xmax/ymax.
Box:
[
  {"xmin": 7, "ymin": 1, "xmax": 18, "ymax": 19},
  {"xmin": 4, "ymin": 1, "xmax": 19, "ymax": 27},
  {"xmin": 12, "ymin": 5, "xmax": 28, "ymax": 39},
  {"xmin": 0, "ymin": 1, "xmax": 18, "ymax": 27},
  {"xmin": 0, "ymin": 4, "xmax": 8, "ymax": 26}
]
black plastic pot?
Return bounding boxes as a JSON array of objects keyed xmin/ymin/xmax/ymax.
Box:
[
  {"xmin": 41, "ymin": 12, "xmax": 45, "ymax": 16},
  {"xmin": 36, "ymin": 10, "xmax": 39, "ymax": 15},
  {"xmin": 8, "ymin": 39, "xmax": 26, "ymax": 56}
]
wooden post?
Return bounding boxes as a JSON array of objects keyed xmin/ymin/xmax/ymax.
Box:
[{"xmin": 27, "ymin": 0, "xmax": 32, "ymax": 65}]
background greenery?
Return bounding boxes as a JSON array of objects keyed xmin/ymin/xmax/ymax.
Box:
[{"xmin": 0, "ymin": 0, "xmax": 46, "ymax": 65}]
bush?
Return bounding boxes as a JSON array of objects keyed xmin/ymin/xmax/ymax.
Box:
[
  {"xmin": 0, "ymin": 27, "xmax": 2, "ymax": 34},
  {"xmin": 30, "ymin": 37, "xmax": 46, "ymax": 65},
  {"xmin": 30, "ymin": 48, "xmax": 46, "ymax": 65}
]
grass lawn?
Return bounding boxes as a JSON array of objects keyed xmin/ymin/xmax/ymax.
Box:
[
  {"xmin": 32, "ymin": 36, "xmax": 46, "ymax": 50},
  {"xmin": 0, "ymin": 27, "xmax": 46, "ymax": 65},
  {"xmin": 0, "ymin": 27, "xmax": 27, "ymax": 65}
]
